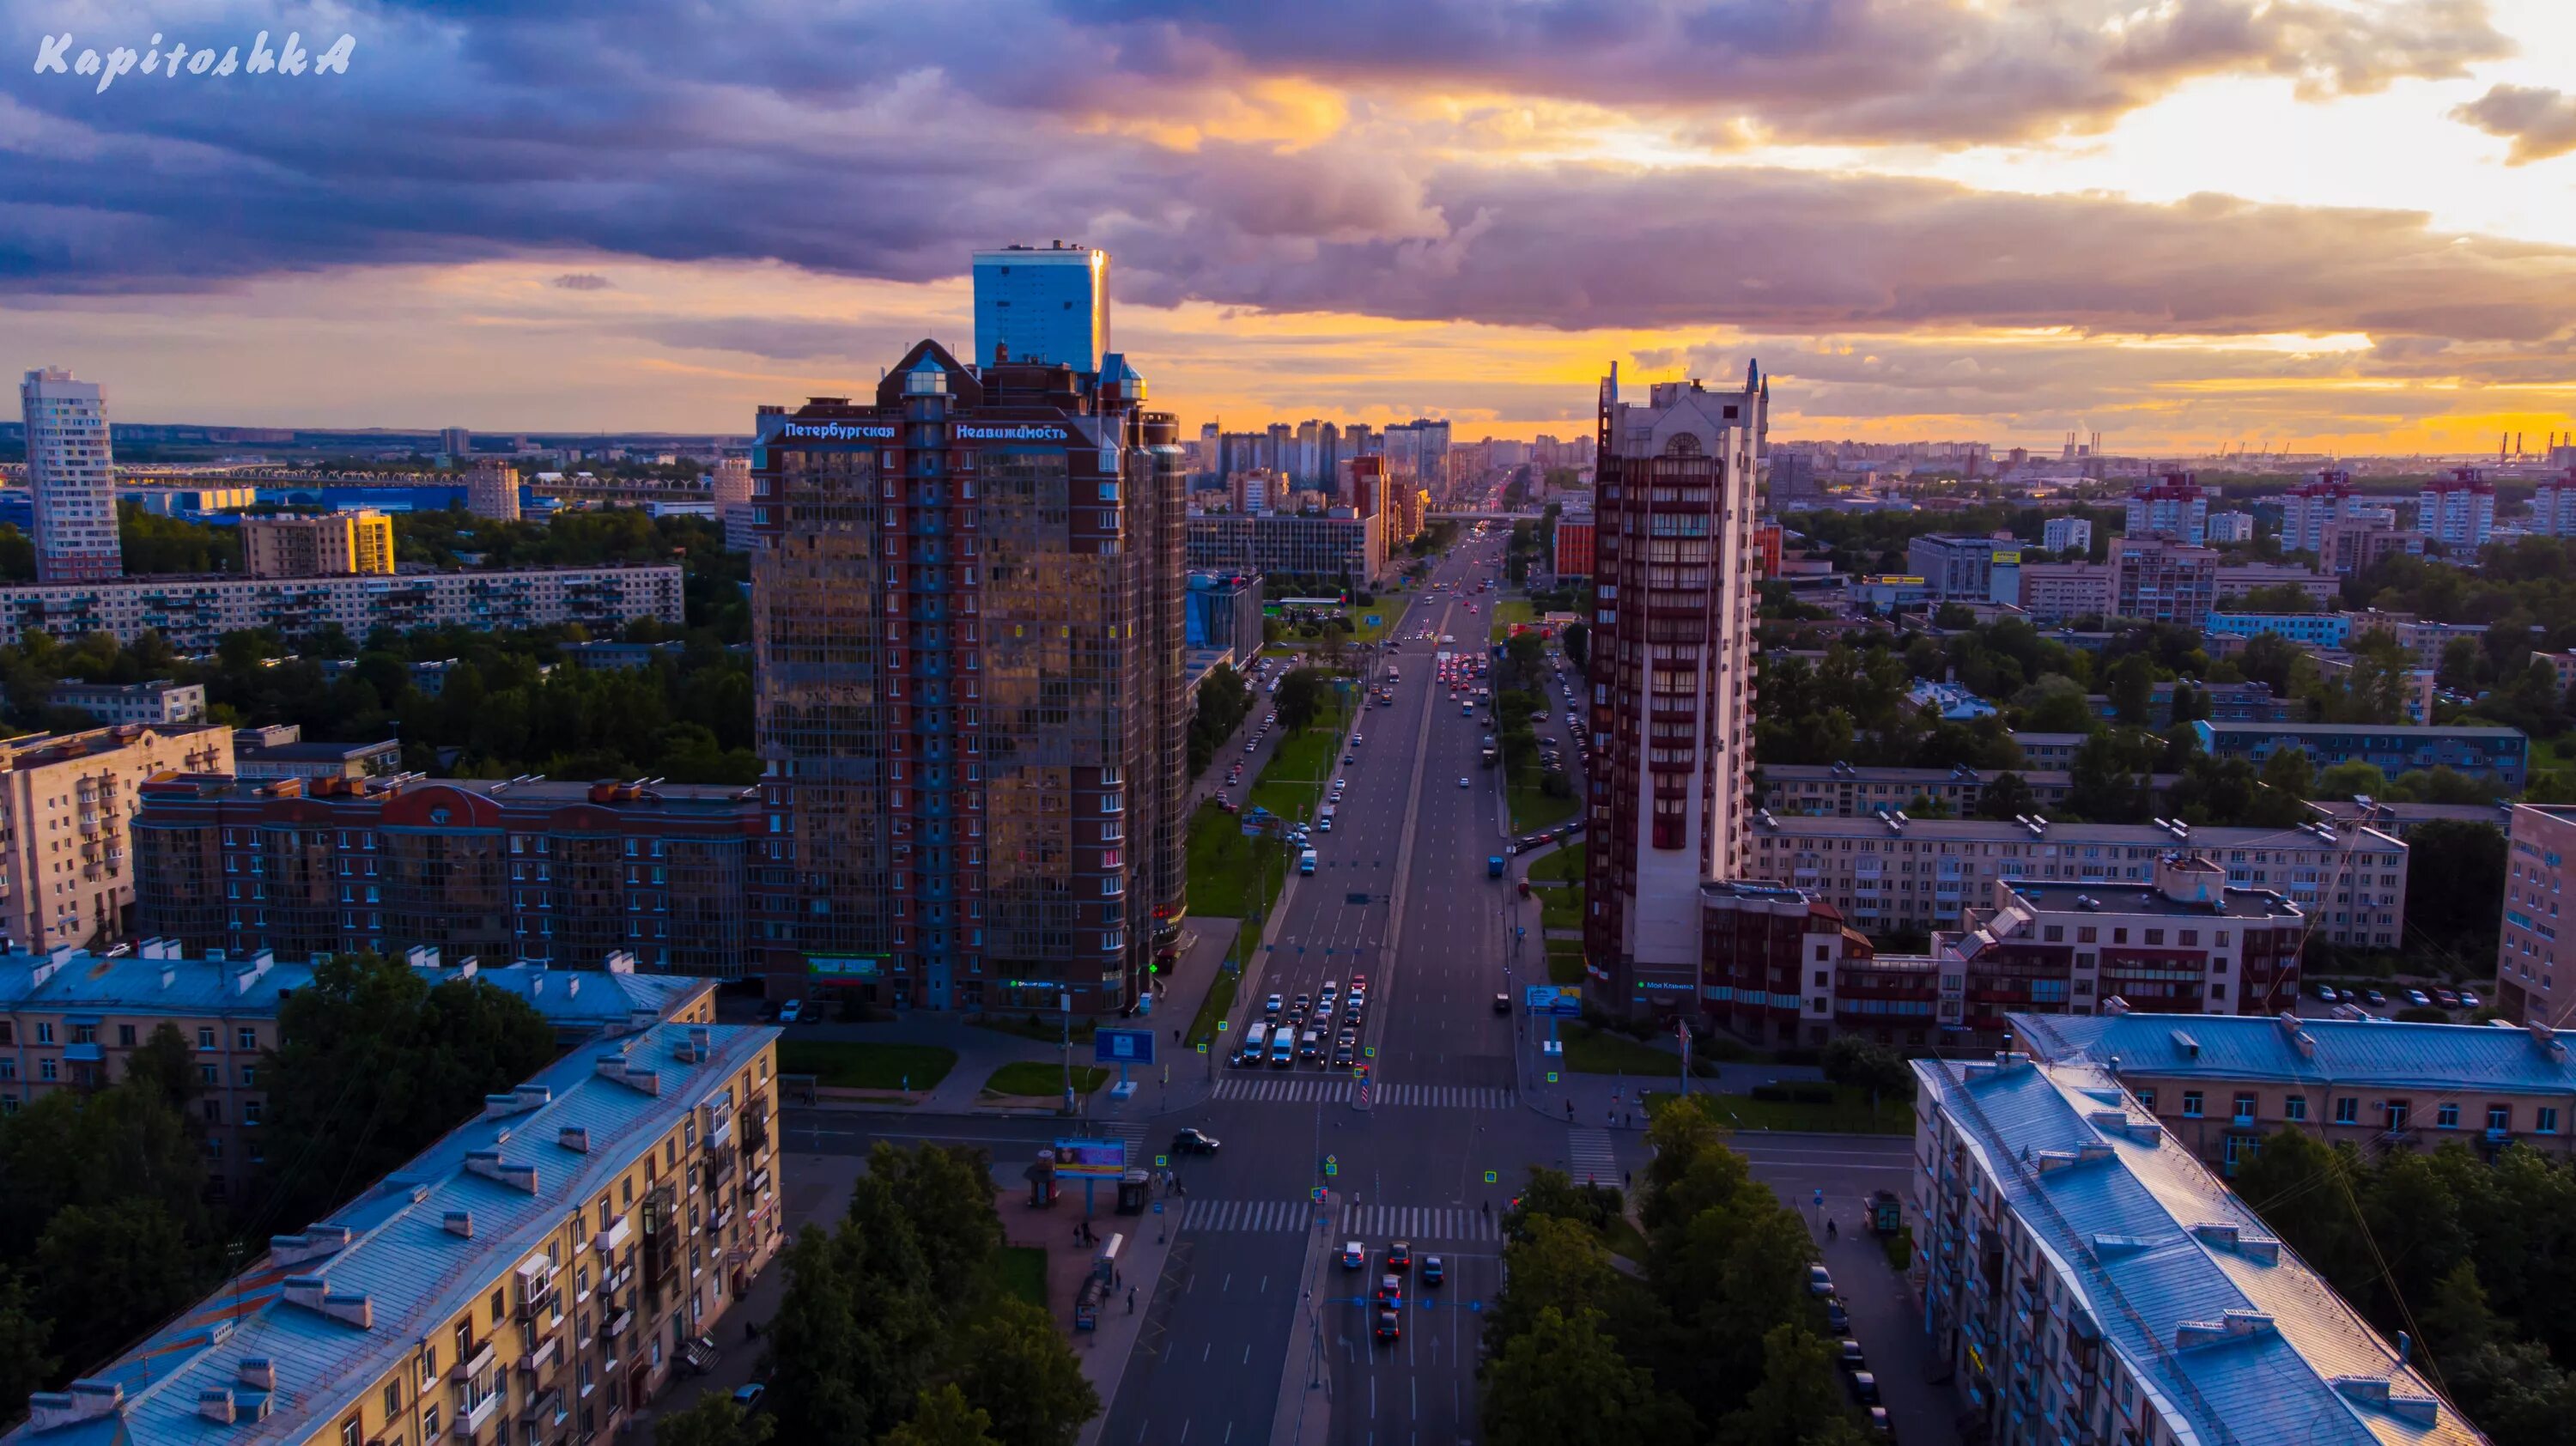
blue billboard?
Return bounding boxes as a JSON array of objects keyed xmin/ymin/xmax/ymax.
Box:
[{"xmin": 1093, "ymin": 1029, "xmax": 1157, "ymax": 1066}]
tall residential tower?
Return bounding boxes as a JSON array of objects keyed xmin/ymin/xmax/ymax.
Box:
[
  {"xmin": 750, "ymin": 342, "xmax": 1186, "ymax": 1014},
  {"xmin": 19, "ymin": 368, "xmax": 124, "ymax": 583},
  {"xmin": 1583, "ymin": 362, "xmax": 1766, "ymax": 1012},
  {"xmin": 971, "ymin": 242, "xmax": 1111, "ymax": 374}
]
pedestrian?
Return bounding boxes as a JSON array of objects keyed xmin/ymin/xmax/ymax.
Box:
[
  {"xmin": 1072, "ymin": 1222, "xmax": 1082, "ymax": 1247},
  {"xmin": 1624, "ymin": 1170, "xmax": 1632, "ymax": 1190},
  {"xmin": 1827, "ymin": 1218, "xmax": 1838, "ymax": 1241},
  {"xmin": 1564, "ymin": 1099, "xmax": 1575, "ymax": 1121},
  {"xmin": 1625, "ymin": 1109, "xmax": 1632, "ymax": 1128},
  {"xmin": 1127, "ymin": 1285, "xmax": 1137, "ymax": 1314}
]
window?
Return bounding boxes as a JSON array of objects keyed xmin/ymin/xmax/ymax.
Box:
[
  {"xmin": 2489, "ymin": 1104, "xmax": 2512, "ymax": 1133},
  {"xmin": 2334, "ymin": 1097, "xmax": 2359, "ymax": 1124},
  {"xmin": 197, "ymin": 1027, "xmax": 215, "ymax": 1049},
  {"xmin": 2539, "ymin": 1107, "xmax": 2560, "ymax": 1134},
  {"xmin": 238, "ymin": 1027, "xmax": 258, "ymax": 1050},
  {"xmin": 33, "ymin": 1023, "xmax": 52, "ymax": 1045},
  {"xmin": 244, "ymin": 1102, "xmax": 262, "ymax": 1127},
  {"xmin": 2136, "ymin": 1089, "xmax": 2156, "ymax": 1111},
  {"xmin": 118, "ymin": 1024, "xmax": 136, "ymax": 1047},
  {"xmin": 2284, "ymin": 1094, "xmax": 2307, "ymax": 1121},
  {"xmin": 2181, "ymin": 1092, "xmax": 2203, "ymax": 1119},
  {"xmin": 199, "ymin": 1064, "xmax": 218, "ymax": 1085},
  {"xmin": 2233, "ymin": 1094, "xmax": 2257, "ymax": 1122},
  {"xmin": 384, "ymin": 1382, "xmax": 401, "ymax": 1419},
  {"xmin": 2437, "ymin": 1103, "xmax": 2460, "ymax": 1129},
  {"xmin": 341, "ymin": 1418, "xmax": 361, "ymax": 1446}
]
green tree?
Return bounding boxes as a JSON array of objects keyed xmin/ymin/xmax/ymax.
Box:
[
  {"xmin": 1722, "ymin": 1323, "xmax": 1866, "ymax": 1446},
  {"xmin": 1275, "ymin": 667, "xmax": 1327, "ymax": 734},
  {"xmin": 2014, "ymin": 675, "xmax": 2095, "ymax": 734},
  {"xmin": 1820, "ymin": 1036, "xmax": 1912, "ymax": 1103},
  {"xmin": 1482, "ymin": 1307, "xmax": 1693, "ymax": 1446},
  {"xmin": 1562, "ymin": 621, "xmax": 1589, "ymax": 670},
  {"xmin": 2230, "ymin": 1129, "xmax": 2372, "ymax": 1302},
  {"xmin": 765, "ymin": 1211, "xmax": 935, "ymax": 1446},
  {"xmin": 1488, "ymin": 1214, "xmax": 1623, "ymax": 1346},
  {"xmin": 882, "ymin": 1385, "xmax": 1002, "ymax": 1446},
  {"xmin": 2107, "ymin": 654, "xmax": 2156, "ymax": 726},
  {"xmin": 0, "ymin": 1272, "xmax": 59, "ymax": 1419},
  {"xmin": 2313, "ymin": 761, "xmax": 2391, "ymax": 799},
  {"xmin": 1971, "ymin": 771, "xmax": 2038, "ymax": 821},
  {"xmin": 865, "ymin": 1143, "xmax": 1004, "ymax": 1309},
  {"xmin": 656, "ymin": 1392, "xmax": 778, "ymax": 1446},
  {"xmin": 260, "ymin": 953, "xmax": 560, "ymax": 1232},
  {"xmin": 122, "ymin": 1021, "xmax": 202, "ymax": 1115},
  {"xmin": 0, "ymin": 1076, "xmax": 209, "ymax": 1263},
  {"xmin": 2404, "ymin": 820, "xmax": 2506, "ymax": 950},
  {"xmin": 33, "ymin": 1199, "xmax": 206, "ymax": 1376},
  {"xmin": 952, "ymin": 1297, "xmax": 1100, "ymax": 1446}
]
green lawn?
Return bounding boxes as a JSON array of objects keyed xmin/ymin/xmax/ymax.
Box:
[
  {"xmin": 997, "ymin": 1245, "xmax": 1049, "ymax": 1310},
  {"xmin": 1546, "ymin": 946, "xmax": 1586, "ymax": 986},
  {"xmin": 1509, "ymin": 782, "xmax": 1581, "ymax": 833},
  {"xmin": 1487, "ymin": 598, "xmax": 1536, "ymax": 643},
  {"xmin": 1186, "ymin": 963, "xmax": 1240, "ymax": 1057},
  {"xmin": 982, "ymin": 1061, "xmax": 1109, "ymax": 1098},
  {"xmin": 1525, "ymin": 841, "xmax": 1586, "ymax": 884},
  {"xmin": 1556, "ymin": 1022, "xmax": 1681, "ymax": 1076},
  {"xmin": 1186, "ymin": 800, "xmax": 1286, "ymax": 918},
  {"xmin": 1646, "ymin": 1085, "xmax": 1914, "ymax": 1135},
  {"xmin": 1248, "ymin": 699, "xmax": 1353, "ymax": 823},
  {"xmin": 972, "ymin": 1014, "xmax": 1097, "ymax": 1045},
  {"xmin": 1537, "ymin": 884, "xmax": 1583, "ymax": 933},
  {"xmin": 774, "ymin": 1040, "xmax": 958, "ymax": 1092}
]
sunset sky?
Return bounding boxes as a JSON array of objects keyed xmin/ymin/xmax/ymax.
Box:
[{"xmin": 4, "ymin": 0, "xmax": 2574, "ymax": 453}]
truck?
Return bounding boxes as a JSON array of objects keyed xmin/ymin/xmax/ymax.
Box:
[
  {"xmin": 1480, "ymin": 746, "xmax": 1498, "ymax": 768},
  {"xmin": 1299, "ymin": 848, "xmax": 1318, "ymax": 875},
  {"xmin": 1487, "ymin": 855, "xmax": 1506, "ymax": 878}
]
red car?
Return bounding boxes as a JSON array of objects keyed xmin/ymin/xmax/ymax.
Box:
[{"xmin": 1387, "ymin": 1241, "xmax": 1412, "ymax": 1273}]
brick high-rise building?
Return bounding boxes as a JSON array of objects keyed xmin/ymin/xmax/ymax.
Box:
[
  {"xmin": 1583, "ymin": 362, "xmax": 1766, "ymax": 1013},
  {"xmin": 19, "ymin": 368, "xmax": 124, "ymax": 583},
  {"xmin": 750, "ymin": 340, "xmax": 1186, "ymax": 1014},
  {"xmin": 468, "ymin": 458, "xmax": 522, "ymax": 522}
]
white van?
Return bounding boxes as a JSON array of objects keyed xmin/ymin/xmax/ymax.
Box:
[
  {"xmin": 1269, "ymin": 1027, "xmax": 1297, "ymax": 1067},
  {"xmin": 1238, "ymin": 1022, "xmax": 1270, "ymax": 1066},
  {"xmin": 1318, "ymin": 805, "xmax": 1335, "ymax": 832}
]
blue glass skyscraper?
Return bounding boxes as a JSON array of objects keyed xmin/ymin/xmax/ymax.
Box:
[{"xmin": 972, "ymin": 242, "xmax": 1110, "ymax": 374}]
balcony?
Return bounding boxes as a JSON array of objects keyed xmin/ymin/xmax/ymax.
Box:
[
  {"xmin": 450, "ymin": 1339, "xmax": 497, "ymax": 1383},
  {"xmin": 453, "ymin": 1388, "xmax": 501, "ymax": 1439},
  {"xmin": 605, "ymin": 1308, "xmax": 634, "ymax": 1340},
  {"xmin": 519, "ymin": 1334, "xmax": 562, "ymax": 1382}
]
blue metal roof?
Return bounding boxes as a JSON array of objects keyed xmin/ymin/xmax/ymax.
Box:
[
  {"xmin": 2013, "ymin": 1011, "xmax": 2576, "ymax": 1096},
  {"xmin": 8, "ymin": 1018, "xmax": 778, "ymax": 1445},
  {"xmin": 1917, "ymin": 1054, "xmax": 2486, "ymax": 1446},
  {"xmin": 0, "ymin": 951, "xmax": 709, "ymax": 1037}
]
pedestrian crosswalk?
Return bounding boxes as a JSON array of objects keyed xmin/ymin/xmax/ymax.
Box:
[
  {"xmin": 1212, "ymin": 1078, "xmax": 1352, "ymax": 1103},
  {"xmin": 1339, "ymin": 1202, "xmax": 1502, "ymax": 1243},
  {"xmin": 1177, "ymin": 1197, "xmax": 1326, "ymax": 1233},
  {"xmin": 1209, "ymin": 1078, "xmax": 1514, "ymax": 1109},
  {"xmin": 1374, "ymin": 1083, "xmax": 1513, "ymax": 1110},
  {"xmin": 1567, "ymin": 1126, "xmax": 1619, "ymax": 1188}
]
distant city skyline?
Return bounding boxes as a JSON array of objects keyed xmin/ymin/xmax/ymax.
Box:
[{"xmin": 2, "ymin": 3, "xmax": 2573, "ymax": 453}]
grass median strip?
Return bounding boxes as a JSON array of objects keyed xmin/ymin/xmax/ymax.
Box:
[
  {"xmin": 1557, "ymin": 1022, "xmax": 1681, "ymax": 1075},
  {"xmin": 983, "ymin": 1061, "xmax": 1109, "ymax": 1098},
  {"xmin": 1643, "ymin": 1085, "xmax": 1914, "ymax": 1135},
  {"xmin": 775, "ymin": 1040, "xmax": 958, "ymax": 1091}
]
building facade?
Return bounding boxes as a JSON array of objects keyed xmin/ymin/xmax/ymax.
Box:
[
  {"xmin": 971, "ymin": 241, "xmax": 1110, "ymax": 372},
  {"xmin": 240, "ymin": 510, "xmax": 398, "ymax": 577},
  {"xmin": 1552, "ymin": 513, "xmax": 1595, "ymax": 580},
  {"xmin": 1584, "ymin": 364, "xmax": 1766, "ymax": 1010},
  {"xmin": 0, "ymin": 565, "xmax": 681, "ymax": 650},
  {"xmin": 2108, "ymin": 538, "xmax": 2216, "ymax": 623},
  {"xmin": 2495, "ymin": 803, "xmax": 2575, "ymax": 1029},
  {"xmin": 2280, "ymin": 471, "xmax": 2359, "ymax": 553},
  {"xmin": 2014, "ymin": 562, "xmax": 2113, "ymax": 624},
  {"xmin": 1186, "ymin": 509, "xmax": 1383, "ymax": 585},
  {"xmin": 20, "ymin": 368, "xmax": 124, "ymax": 584},
  {"xmin": 1183, "ymin": 570, "xmax": 1265, "ymax": 659},
  {"xmin": 2190, "ymin": 720, "xmax": 2527, "ymax": 788},
  {"xmin": 750, "ymin": 341, "xmax": 1187, "ymax": 1016},
  {"xmin": 2204, "ymin": 510, "xmax": 2255, "ymax": 543},
  {"xmin": 2531, "ymin": 471, "xmax": 2576, "ymax": 538},
  {"xmin": 2017, "ymin": 1010, "xmax": 2576, "ymax": 1171},
  {"xmin": 468, "ymin": 459, "xmax": 522, "ymax": 522},
  {"xmin": 0, "ymin": 725, "xmax": 234, "ymax": 951},
  {"xmin": 1759, "ymin": 762, "xmax": 2179, "ymax": 819},
  {"xmin": 2212, "ymin": 562, "xmax": 2337, "ymax": 604},
  {"xmin": 1908, "ymin": 534, "xmax": 2023, "ymax": 601},
  {"xmin": 1744, "ymin": 813, "xmax": 2405, "ymax": 950},
  {"xmin": 2123, "ymin": 472, "xmax": 2208, "ymax": 544},
  {"xmin": 2039, "ymin": 516, "xmax": 2091, "ymax": 553},
  {"xmin": 132, "ymin": 774, "xmax": 765, "ymax": 976},
  {"xmin": 46, "ymin": 678, "xmax": 206, "ymax": 726},
  {"xmin": 2419, "ymin": 468, "xmax": 2495, "ymax": 551},
  {"xmin": 1910, "ymin": 1051, "xmax": 2488, "ymax": 1446},
  {"xmin": 5, "ymin": 1013, "xmax": 782, "ymax": 1446}
]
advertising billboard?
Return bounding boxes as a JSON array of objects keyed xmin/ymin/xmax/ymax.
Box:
[
  {"xmin": 1093, "ymin": 1029, "xmax": 1157, "ymax": 1066},
  {"xmin": 806, "ymin": 955, "xmax": 881, "ymax": 980},
  {"xmin": 1052, "ymin": 1139, "xmax": 1127, "ymax": 1179}
]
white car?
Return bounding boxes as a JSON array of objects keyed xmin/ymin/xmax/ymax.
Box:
[
  {"xmin": 776, "ymin": 999, "xmax": 805, "ymax": 1024},
  {"xmin": 1459, "ymin": 776, "xmax": 1471, "ymax": 787}
]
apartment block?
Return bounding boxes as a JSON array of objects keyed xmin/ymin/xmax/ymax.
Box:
[
  {"xmin": 2420, "ymin": 468, "xmax": 2495, "ymax": 550},
  {"xmin": 20, "ymin": 368, "xmax": 124, "ymax": 584},
  {"xmin": 2123, "ymin": 471, "xmax": 2208, "ymax": 544},
  {"xmin": 2083, "ymin": 680, "xmax": 2293, "ymax": 725},
  {"xmin": 468, "ymin": 459, "xmax": 523, "ymax": 522},
  {"xmin": 1910, "ymin": 1051, "xmax": 2487, "ymax": 1446},
  {"xmin": 0, "ymin": 945, "xmax": 714, "ymax": 1194},
  {"xmin": 1743, "ymin": 812, "xmax": 2405, "ymax": 950},
  {"xmin": 46, "ymin": 678, "xmax": 206, "ymax": 726},
  {"xmin": 2190, "ymin": 720, "xmax": 2527, "ymax": 789},
  {"xmin": 2531, "ymin": 471, "xmax": 2576, "ymax": 538},
  {"xmin": 0, "ymin": 566, "xmax": 682, "ymax": 651},
  {"xmin": 2013, "ymin": 562, "xmax": 2112, "ymax": 624},
  {"xmin": 132, "ymin": 775, "xmax": 764, "ymax": 977},
  {"xmin": 1759, "ymin": 762, "xmax": 2178, "ymax": 819},
  {"xmin": 1186, "ymin": 508, "xmax": 1383, "ymax": 585},
  {"xmin": 2280, "ymin": 469, "xmax": 2357, "ymax": 552},
  {"xmin": 2016, "ymin": 1010, "xmax": 2576, "ymax": 1172},
  {"xmin": 2496, "ymin": 803, "xmax": 2575, "ymax": 1028},
  {"xmin": 2039, "ymin": 516, "xmax": 2091, "ymax": 553},
  {"xmin": 1584, "ymin": 364, "xmax": 1765, "ymax": 1011},
  {"xmin": 0, "ymin": 725, "xmax": 234, "ymax": 951},
  {"xmin": 2204, "ymin": 510, "xmax": 2255, "ymax": 543},
  {"xmin": 2212, "ymin": 562, "xmax": 2337, "ymax": 605},
  {"xmin": 2108, "ymin": 538, "xmax": 2216, "ymax": 623},
  {"xmin": 239, "ymin": 510, "xmax": 398, "ymax": 578},
  {"xmin": 5, "ymin": 1015, "xmax": 781, "ymax": 1446},
  {"xmin": 2318, "ymin": 519, "xmax": 2424, "ymax": 574}
]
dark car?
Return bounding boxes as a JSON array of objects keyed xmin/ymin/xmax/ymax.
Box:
[
  {"xmin": 1422, "ymin": 1256, "xmax": 1445, "ymax": 1286},
  {"xmin": 2433, "ymin": 987, "xmax": 2461, "ymax": 1009},
  {"xmin": 1388, "ymin": 1241, "xmax": 1413, "ymax": 1273},
  {"xmin": 1838, "ymin": 1340, "xmax": 1868, "ymax": 1375},
  {"xmin": 1850, "ymin": 1371, "xmax": 1880, "ymax": 1405},
  {"xmin": 1375, "ymin": 1274, "xmax": 1404, "ymax": 1309},
  {"xmin": 1334, "ymin": 1044, "xmax": 1355, "ymax": 1066},
  {"xmin": 1868, "ymin": 1406, "xmax": 1893, "ymax": 1437},
  {"xmin": 1171, "ymin": 1128, "xmax": 1221, "ymax": 1155},
  {"xmin": 1492, "ymin": 993, "xmax": 1510, "ymax": 1014},
  {"xmin": 1376, "ymin": 1310, "xmax": 1401, "ymax": 1343},
  {"xmin": 1826, "ymin": 1298, "xmax": 1850, "ymax": 1335}
]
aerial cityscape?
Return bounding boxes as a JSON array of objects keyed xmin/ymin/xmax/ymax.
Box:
[{"xmin": 4, "ymin": 4, "xmax": 2576, "ymax": 1446}]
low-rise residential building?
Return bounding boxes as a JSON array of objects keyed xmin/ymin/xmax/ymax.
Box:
[
  {"xmin": 0, "ymin": 943, "xmax": 715, "ymax": 1194},
  {"xmin": 133, "ymin": 774, "xmax": 766, "ymax": 977},
  {"xmin": 1759, "ymin": 762, "xmax": 2178, "ymax": 819},
  {"xmin": 233, "ymin": 731, "xmax": 403, "ymax": 781},
  {"xmin": 2190, "ymin": 720, "xmax": 2527, "ymax": 789},
  {"xmin": 2302, "ymin": 798, "xmax": 2510, "ymax": 839},
  {"xmin": 2318, "ymin": 519, "xmax": 2424, "ymax": 575},
  {"xmin": 2005, "ymin": 732, "xmax": 2090, "ymax": 769},
  {"xmin": 2213, "ymin": 562, "xmax": 2337, "ymax": 604},
  {"xmin": 2015, "ymin": 1008, "xmax": 2576, "ymax": 1172},
  {"xmin": 2204, "ymin": 510, "xmax": 2255, "ymax": 543},
  {"xmin": 2204, "ymin": 611, "xmax": 2351, "ymax": 650},
  {"xmin": 2039, "ymin": 516, "xmax": 2091, "ymax": 553},
  {"xmin": 1911, "ymin": 1050, "xmax": 2489, "ymax": 1446},
  {"xmin": 3, "ymin": 1011, "xmax": 781, "ymax": 1446},
  {"xmin": 0, "ymin": 725, "xmax": 234, "ymax": 951},
  {"xmin": 2083, "ymin": 680, "xmax": 2293, "ymax": 725},
  {"xmin": 2495, "ymin": 803, "xmax": 2575, "ymax": 1029},
  {"xmin": 1744, "ymin": 812, "xmax": 2404, "ymax": 950},
  {"xmin": 45, "ymin": 678, "xmax": 206, "ymax": 726},
  {"xmin": 2014, "ymin": 562, "xmax": 2112, "ymax": 624},
  {"xmin": 0, "ymin": 565, "xmax": 683, "ymax": 650},
  {"xmin": 1908, "ymin": 679, "xmax": 1998, "ymax": 720}
]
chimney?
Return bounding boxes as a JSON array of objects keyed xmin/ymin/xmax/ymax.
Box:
[
  {"xmin": 463, "ymin": 1151, "xmax": 540, "ymax": 1194},
  {"xmin": 197, "ymin": 1389, "xmax": 237, "ymax": 1424},
  {"xmin": 444, "ymin": 1210, "xmax": 475, "ymax": 1238},
  {"xmin": 560, "ymin": 1126, "xmax": 592, "ymax": 1154},
  {"xmin": 26, "ymin": 1380, "xmax": 124, "ymax": 1431},
  {"xmin": 268, "ymin": 1225, "xmax": 352, "ymax": 1268},
  {"xmin": 237, "ymin": 1358, "xmax": 275, "ymax": 1391}
]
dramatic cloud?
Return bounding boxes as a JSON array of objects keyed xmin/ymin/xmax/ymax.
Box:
[
  {"xmin": 2451, "ymin": 83, "xmax": 2576, "ymax": 163},
  {"xmin": 550, "ymin": 273, "xmax": 612, "ymax": 291}
]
